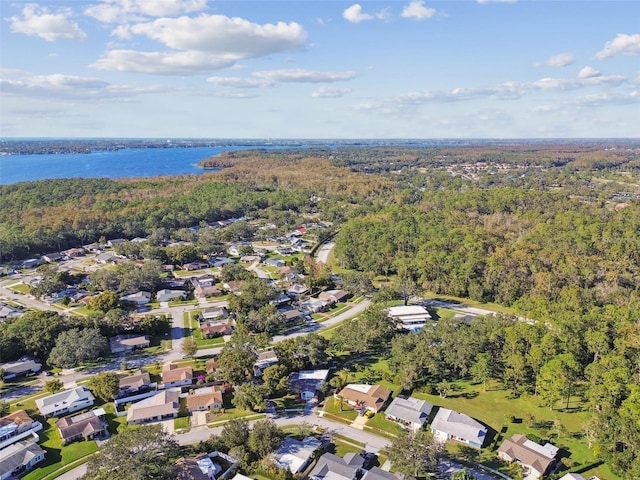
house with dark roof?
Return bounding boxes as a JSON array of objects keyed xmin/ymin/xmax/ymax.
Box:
[
  {"xmin": 56, "ymin": 408, "xmax": 108, "ymax": 444},
  {"xmin": 385, "ymin": 395, "xmax": 433, "ymax": 431},
  {"xmin": 337, "ymin": 384, "xmax": 392, "ymax": 413},
  {"xmin": 318, "ymin": 289, "xmax": 350, "ymax": 304},
  {"xmin": 361, "ymin": 467, "xmax": 401, "ymax": 480},
  {"xmin": 430, "ymin": 407, "xmax": 488, "ymax": 448},
  {"xmin": 0, "ymin": 358, "xmax": 41, "ymax": 380},
  {"xmin": 309, "ymin": 452, "xmax": 364, "ymax": 480},
  {"xmin": 117, "ymin": 371, "xmax": 153, "ymax": 397},
  {"xmin": 498, "ymin": 434, "xmax": 559, "ymax": 479},
  {"xmin": 201, "ymin": 322, "xmax": 234, "ymax": 338}
]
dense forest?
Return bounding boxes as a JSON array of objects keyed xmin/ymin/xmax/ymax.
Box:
[{"xmin": 2, "ymin": 141, "xmax": 640, "ymax": 476}]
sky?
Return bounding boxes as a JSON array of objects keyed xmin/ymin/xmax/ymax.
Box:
[{"xmin": 1, "ymin": 0, "xmax": 639, "ymax": 139}]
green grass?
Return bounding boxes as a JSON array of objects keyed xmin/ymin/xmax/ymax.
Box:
[
  {"xmin": 174, "ymin": 416, "xmax": 191, "ymax": 431},
  {"xmin": 21, "ymin": 417, "xmax": 98, "ymax": 480},
  {"xmin": 322, "ymin": 397, "xmax": 359, "ymax": 422},
  {"xmin": 9, "ymin": 283, "xmax": 31, "ymax": 294},
  {"xmin": 364, "ymin": 412, "xmax": 405, "ymax": 437},
  {"xmin": 412, "ymin": 380, "xmax": 620, "ymax": 480}
]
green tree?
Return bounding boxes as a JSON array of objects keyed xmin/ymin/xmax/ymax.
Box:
[
  {"xmin": 451, "ymin": 469, "xmax": 477, "ymax": 480},
  {"xmin": 382, "ymin": 429, "xmax": 441, "ymax": 477},
  {"xmin": 470, "ymin": 352, "xmax": 493, "ymax": 392},
  {"xmin": 0, "ymin": 400, "xmax": 9, "ymax": 416},
  {"xmin": 217, "ymin": 332, "xmax": 257, "ymax": 384},
  {"xmin": 232, "ymin": 382, "xmax": 267, "ymax": 412},
  {"xmin": 82, "ymin": 424, "xmax": 179, "ymax": 480},
  {"xmin": 538, "ymin": 353, "xmax": 581, "ymax": 410},
  {"xmin": 87, "ymin": 372, "xmax": 120, "ymax": 401},
  {"xmin": 248, "ymin": 419, "xmax": 284, "ymax": 458},
  {"xmin": 45, "ymin": 378, "xmax": 64, "ymax": 394},
  {"xmin": 262, "ymin": 364, "xmax": 289, "ymax": 397},
  {"xmin": 228, "ymin": 278, "xmax": 277, "ymax": 316},
  {"xmin": 181, "ymin": 336, "xmax": 198, "ymax": 357},
  {"xmin": 90, "ymin": 290, "xmax": 121, "ymax": 313},
  {"xmin": 220, "ymin": 418, "xmax": 250, "ymax": 450},
  {"xmin": 48, "ymin": 328, "xmax": 109, "ymax": 368}
]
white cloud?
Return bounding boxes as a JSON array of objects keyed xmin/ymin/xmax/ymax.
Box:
[
  {"xmin": 92, "ymin": 15, "xmax": 308, "ymax": 74},
  {"xmin": 355, "ymin": 73, "xmax": 628, "ymax": 113},
  {"xmin": 9, "ymin": 4, "xmax": 87, "ymax": 42},
  {"xmin": 569, "ymin": 92, "xmax": 640, "ymax": 107},
  {"xmin": 312, "ymin": 87, "xmax": 352, "ymax": 98},
  {"xmin": 85, "ymin": 0, "xmax": 208, "ymax": 23},
  {"xmin": 536, "ymin": 52, "xmax": 575, "ymax": 67},
  {"xmin": 208, "ymin": 69, "xmax": 357, "ymax": 88},
  {"xmin": 578, "ymin": 66, "xmax": 601, "ymax": 79},
  {"xmin": 0, "ymin": 73, "xmax": 163, "ymax": 101},
  {"xmin": 343, "ymin": 4, "xmax": 389, "ymax": 23},
  {"xmin": 595, "ymin": 33, "xmax": 640, "ymax": 60},
  {"xmin": 532, "ymin": 105, "xmax": 557, "ymax": 112},
  {"xmin": 91, "ymin": 50, "xmax": 237, "ymax": 74},
  {"xmin": 401, "ymin": 1, "xmax": 437, "ymax": 20}
]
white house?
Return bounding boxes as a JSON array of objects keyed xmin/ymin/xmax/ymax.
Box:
[
  {"xmin": 120, "ymin": 291, "xmax": 152, "ymax": 306},
  {"xmin": 387, "ymin": 305, "xmax": 432, "ymax": 332},
  {"xmin": 289, "ymin": 370, "xmax": 330, "ymax": 400},
  {"xmin": 431, "ymin": 407, "xmax": 487, "ymax": 449},
  {"xmin": 273, "ymin": 436, "xmax": 322, "ymax": 473},
  {"xmin": 156, "ymin": 289, "xmax": 187, "ymax": 303},
  {"xmin": 385, "ymin": 395, "xmax": 433, "ymax": 431},
  {"xmin": 35, "ymin": 387, "xmax": 95, "ymax": 418}
]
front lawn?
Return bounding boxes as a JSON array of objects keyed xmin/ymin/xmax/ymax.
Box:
[
  {"xmin": 21, "ymin": 418, "xmax": 98, "ymax": 480},
  {"xmin": 322, "ymin": 397, "xmax": 358, "ymax": 422},
  {"xmin": 364, "ymin": 412, "xmax": 405, "ymax": 437}
]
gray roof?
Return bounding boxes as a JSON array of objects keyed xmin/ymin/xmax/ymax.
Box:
[
  {"xmin": 431, "ymin": 407, "xmax": 487, "ymax": 445},
  {"xmin": 361, "ymin": 467, "xmax": 400, "ymax": 480},
  {"xmin": 0, "ymin": 440, "xmax": 46, "ymax": 476},
  {"xmin": 309, "ymin": 452, "xmax": 364, "ymax": 480},
  {"xmin": 385, "ymin": 396, "xmax": 433, "ymax": 426}
]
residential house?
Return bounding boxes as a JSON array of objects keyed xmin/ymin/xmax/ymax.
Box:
[
  {"xmin": 273, "ymin": 436, "xmax": 322, "ymax": 474},
  {"xmin": 109, "ymin": 334, "xmax": 150, "ymax": 354},
  {"xmin": 120, "ymin": 291, "xmax": 152, "ymax": 306},
  {"xmin": 118, "ymin": 371, "xmax": 152, "ymax": 396},
  {"xmin": 186, "ymin": 386, "xmax": 224, "ymax": 413},
  {"xmin": 281, "ymin": 308, "xmax": 304, "ymax": 323},
  {"xmin": 0, "ymin": 410, "xmax": 43, "ymax": 450},
  {"xmin": 308, "ymin": 452, "xmax": 364, "ymax": 480},
  {"xmin": 195, "ymin": 283, "xmax": 222, "ymax": 299},
  {"xmin": 175, "ymin": 451, "xmax": 239, "ymax": 480},
  {"xmin": 0, "ymin": 440, "xmax": 46, "ymax": 480},
  {"xmin": 558, "ymin": 474, "xmax": 601, "ymax": 480},
  {"xmin": 162, "ymin": 364, "xmax": 193, "ymax": 388},
  {"xmin": 107, "ymin": 238, "xmax": 126, "ymax": 247},
  {"xmin": 201, "ymin": 322, "xmax": 234, "ymax": 339},
  {"xmin": 361, "ymin": 467, "xmax": 401, "ymax": 480},
  {"xmin": 209, "ymin": 257, "xmax": 235, "ymax": 268},
  {"xmin": 127, "ymin": 390, "xmax": 180, "ymax": 425},
  {"xmin": 264, "ymin": 258, "xmax": 286, "ymax": 268},
  {"xmin": 64, "ymin": 247, "xmax": 86, "ymax": 258},
  {"xmin": 222, "ymin": 281, "xmax": 243, "ymax": 294},
  {"xmin": 255, "ymin": 350, "xmax": 279, "ymax": 371},
  {"xmin": 240, "ymin": 255, "xmax": 261, "ymax": 265},
  {"xmin": 387, "ymin": 305, "xmax": 433, "ymax": 332},
  {"xmin": 270, "ymin": 293, "xmax": 291, "ymax": 307},
  {"xmin": 42, "ymin": 252, "xmax": 65, "ymax": 263},
  {"xmin": 430, "ymin": 407, "xmax": 488, "ymax": 449},
  {"xmin": 20, "ymin": 258, "xmax": 44, "ymax": 269},
  {"xmin": 201, "ymin": 306, "xmax": 229, "ymax": 322},
  {"xmin": 156, "ymin": 289, "xmax": 187, "ymax": 303},
  {"xmin": 182, "ymin": 261, "xmax": 209, "ymax": 271},
  {"xmin": 289, "ymin": 369, "xmax": 330, "ymax": 400},
  {"xmin": 318, "ymin": 290, "xmax": 350, "ymax": 304},
  {"xmin": 0, "ymin": 358, "xmax": 41, "ymax": 380},
  {"xmin": 385, "ymin": 395, "xmax": 433, "ymax": 431},
  {"xmin": 35, "ymin": 387, "xmax": 95, "ymax": 418},
  {"xmin": 337, "ymin": 384, "xmax": 391, "ymax": 414},
  {"xmin": 498, "ymin": 434, "xmax": 559, "ymax": 479},
  {"xmin": 56, "ymin": 408, "xmax": 108, "ymax": 444},
  {"xmin": 95, "ymin": 252, "xmax": 118, "ymax": 264},
  {"xmin": 0, "ymin": 302, "xmax": 23, "ymax": 321},
  {"xmin": 287, "ymin": 283, "xmax": 309, "ymax": 297},
  {"xmin": 300, "ymin": 298, "xmax": 329, "ymax": 313}
]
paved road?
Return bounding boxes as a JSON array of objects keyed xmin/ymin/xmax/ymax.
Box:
[{"xmin": 316, "ymin": 241, "xmax": 335, "ymax": 265}]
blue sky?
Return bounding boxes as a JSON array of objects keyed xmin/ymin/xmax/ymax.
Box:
[{"xmin": 1, "ymin": 0, "xmax": 639, "ymax": 138}]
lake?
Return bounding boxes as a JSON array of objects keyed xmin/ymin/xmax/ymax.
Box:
[{"xmin": 0, "ymin": 146, "xmax": 246, "ymax": 185}]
